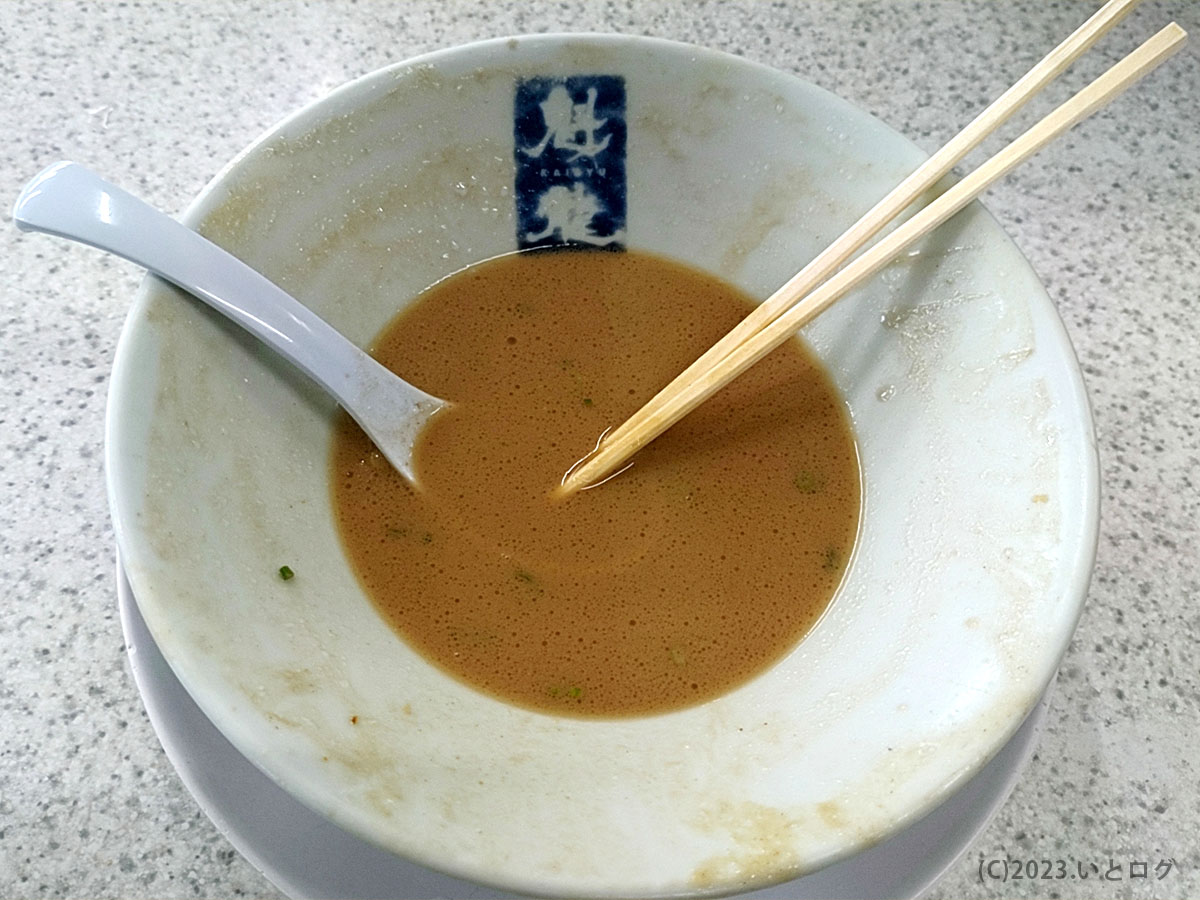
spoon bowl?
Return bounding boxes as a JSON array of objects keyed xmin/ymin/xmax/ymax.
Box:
[{"xmin": 12, "ymin": 161, "xmax": 447, "ymax": 483}]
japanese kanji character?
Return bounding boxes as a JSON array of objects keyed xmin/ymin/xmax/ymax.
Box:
[
  {"xmin": 521, "ymin": 86, "xmax": 611, "ymax": 161},
  {"xmin": 524, "ymin": 183, "xmax": 615, "ymax": 246}
]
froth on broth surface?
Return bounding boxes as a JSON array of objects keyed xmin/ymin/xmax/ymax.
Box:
[{"xmin": 331, "ymin": 249, "xmax": 860, "ymax": 717}]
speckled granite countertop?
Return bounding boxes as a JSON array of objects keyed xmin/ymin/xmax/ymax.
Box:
[{"xmin": 2, "ymin": 1, "xmax": 1197, "ymax": 897}]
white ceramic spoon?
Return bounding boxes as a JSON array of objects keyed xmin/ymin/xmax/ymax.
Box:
[{"xmin": 13, "ymin": 161, "xmax": 447, "ymax": 483}]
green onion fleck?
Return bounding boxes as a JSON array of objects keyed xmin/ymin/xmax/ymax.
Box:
[
  {"xmin": 279, "ymin": 565, "xmax": 295, "ymax": 581},
  {"xmin": 794, "ymin": 470, "xmax": 826, "ymax": 494}
]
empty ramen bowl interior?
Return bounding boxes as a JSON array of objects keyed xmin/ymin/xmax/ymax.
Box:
[{"xmin": 107, "ymin": 33, "xmax": 1098, "ymax": 898}]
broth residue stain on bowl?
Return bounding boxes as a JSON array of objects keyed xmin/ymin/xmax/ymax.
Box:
[
  {"xmin": 689, "ymin": 800, "xmax": 802, "ymax": 889},
  {"xmin": 331, "ymin": 249, "xmax": 860, "ymax": 717}
]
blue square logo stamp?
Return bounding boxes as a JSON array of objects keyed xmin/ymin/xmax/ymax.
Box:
[{"xmin": 514, "ymin": 76, "xmax": 626, "ymax": 250}]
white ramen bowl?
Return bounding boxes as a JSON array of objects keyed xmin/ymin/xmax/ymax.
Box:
[{"xmin": 107, "ymin": 34, "xmax": 1098, "ymax": 898}]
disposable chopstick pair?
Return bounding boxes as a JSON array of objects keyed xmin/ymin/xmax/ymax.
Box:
[{"xmin": 559, "ymin": 6, "xmax": 1185, "ymax": 495}]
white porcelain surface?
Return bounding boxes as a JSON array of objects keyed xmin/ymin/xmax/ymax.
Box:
[
  {"xmin": 105, "ymin": 34, "xmax": 1098, "ymax": 898},
  {"xmin": 14, "ymin": 161, "xmax": 444, "ymax": 482},
  {"xmin": 117, "ymin": 554, "xmax": 1049, "ymax": 899}
]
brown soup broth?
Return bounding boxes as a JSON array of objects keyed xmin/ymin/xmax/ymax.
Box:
[{"xmin": 331, "ymin": 249, "xmax": 860, "ymax": 717}]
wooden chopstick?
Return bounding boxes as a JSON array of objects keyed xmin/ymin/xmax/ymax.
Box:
[
  {"xmin": 560, "ymin": 20, "xmax": 1186, "ymax": 495},
  {"xmin": 598, "ymin": 0, "xmax": 1139, "ymax": 462},
  {"xmin": 559, "ymin": 0, "xmax": 1148, "ymax": 495},
  {"xmin": 559, "ymin": 0, "xmax": 1143, "ymax": 496}
]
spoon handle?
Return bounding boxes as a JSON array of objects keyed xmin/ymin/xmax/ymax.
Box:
[{"xmin": 13, "ymin": 161, "xmax": 443, "ymax": 479}]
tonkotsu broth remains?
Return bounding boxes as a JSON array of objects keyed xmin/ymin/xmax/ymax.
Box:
[{"xmin": 332, "ymin": 249, "xmax": 860, "ymax": 717}]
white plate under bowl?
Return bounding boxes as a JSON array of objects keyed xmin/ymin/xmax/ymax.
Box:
[
  {"xmin": 118, "ymin": 554, "xmax": 1048, "ymax": 899},
  {"xmin": 106, "ymin": 33, "xmax": 1098, "ymax": 898}
]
